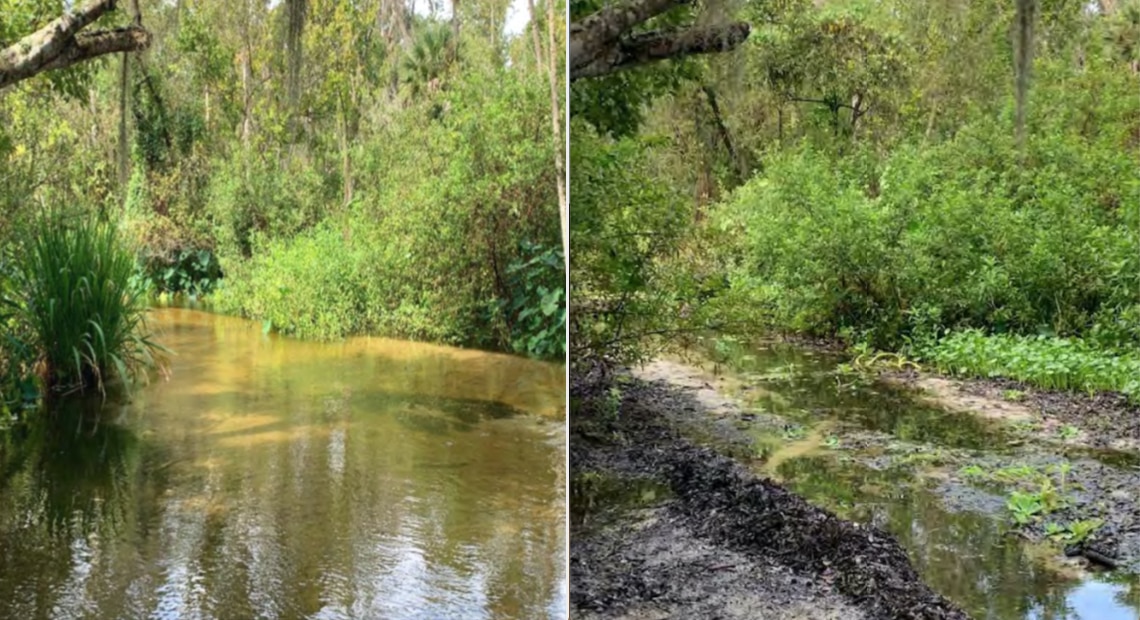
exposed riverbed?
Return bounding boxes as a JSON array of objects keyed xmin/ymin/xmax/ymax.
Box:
[{"xmin": 572, "ymin": 336, "xmax": 1140, "ymax": 619}]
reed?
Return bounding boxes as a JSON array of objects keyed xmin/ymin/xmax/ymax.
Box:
[{"xmin": 13, "ymin": 215, "xmax": 164, "ymax": 395}]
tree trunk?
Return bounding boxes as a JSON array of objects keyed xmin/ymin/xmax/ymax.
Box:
[
  {"xmin": 118, "ymin": 53, "xmax": 130, "ymax": 188},
  {"xmin": 545, "ymin": 0, "xmax": 569, "ymax": 265},
  {"xmin": 1014, "ymin": 0, "xmax": 1037, "ymax": 147},
  {"xmin": 528, "ymin": 0, "xmax": 568, "ymax": 263},
  {"xmin": 339, "ymin": 95, "xmax": 353, "ymax": 206},
  {"xmin": 0, "ymin": 0, "xmax": 151, "ymax": 90},
  {"xmin": 702, "ymin": 85, "xmax": 746, "ymax": 182},
  {"xmin": 241, "ymin": 2, "xmax": 254, "ymax": 150},
  {"xmin": 451, "ymin": 0, "xmax": 462, "ymax": 60}
]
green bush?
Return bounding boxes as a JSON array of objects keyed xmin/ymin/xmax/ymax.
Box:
[
  {"xmin": 569, "ymin": 123, "xmax": 696, "ymax": 366},
  {"xmin": 1, "ymin": 255, "xmax": 37, "ymax": 414},
  {"xmin": 712, "ymin": 115, "xmax": 1138, "ymax": 351},
  {"xmin": 498, "ymin": 242, "xmax": 566, "ymax": 360},
  {"xmin": 207, "ymin": 156, "xmax": 335, "ymax": 260},
  {"xmin": 7, "ymin": 215, "xmax": 165, "ymax": 395},
  {"xmin": 214, "ymin": 68, "xmax": 564, "ymax": 355}
]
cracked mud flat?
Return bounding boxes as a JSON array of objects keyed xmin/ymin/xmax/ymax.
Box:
[{"xmin": 570, "ymin": 377, "xmax": 967, "ymax": 620}]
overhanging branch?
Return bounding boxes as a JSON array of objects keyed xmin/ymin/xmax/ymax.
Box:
[
  {"xmin": 0, "ymin": 0, "xmax": 152, "ymax": 90},
  {"xmin": 572, "ymin": 22, "xmax": 751, "ymax": 80},
  {"xmin": 569, "ymin": 0, "xmax": 691, "ymax": 71},
  {"xmin": 39, "ymin": 27, "xmax": 151, "ymax": 75}
]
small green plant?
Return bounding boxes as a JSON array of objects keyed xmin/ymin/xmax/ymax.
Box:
[
  {"xmin": 1058, "ymin": 425, "xmax": 1080, "ymax": 441},
  {"xmin": 959, "ymin": 464, "xmax": 986, "ymax": 478},
  {"xmin": 1002, "ymin": 389, "xmax": 1026, "ymax": 402},
  {"xmin": 1037, "ymin": 478, "xmax": 1065, "ymax": 513},
  {"xmin": 923, "ymin": 331, "xmax": 1140, "ymax": 404},
  {"xmin": 1045, "ymin": 522, "xmax": 1066, "ymax": 541},
  {"xmin": 500, "ymin": 242, "xmax": 566, "ymax": 360},
  {"xmin": 824, "ymin": 435, "xmax": 840, "ymax": 449},
  {"xmin": 1065, "ymin": 518, "xmax": 1103, "ymax": 545},
  {"xmin": 1007, "ymin": 491, "xmax": 1044, "ymax": 525},
  {"xmin": 602, "ymin": 386, "xmax": 622, "ymax": 419},
  {"xmin": 138, "ymin": 248, "xmax": 222, "ymax": 297},
  {"xmin": 1045, "ymin": 518, "xmax": 1103, "ymax": 545}
]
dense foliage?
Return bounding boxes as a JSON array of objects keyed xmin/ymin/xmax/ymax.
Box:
[
  {"xmin": 0, "ymin": 0, "xmax": 566, "ymax": 372},
  {"xmin": 572, "ymin": 0, "xmax": 1139, "ymax": 398},
  {"xmin": 713, "ymin": 110, "xmax": 1138, "ymax": 350}
]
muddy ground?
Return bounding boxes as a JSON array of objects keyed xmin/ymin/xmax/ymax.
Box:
[
  {"xmin": 570, "ymin": 376, "xmax": 968, "ymax": 619},
  {"xmin": 886, "ymin": 370, "xmax": 1140, "ymax": 452},
  {"xmin": 882, "ymin": 369, "xmax": 1140, "ymax": 570},
  {"xmin": 626, "ymin": 356, "xmax": 1140, "ymax": 572}
]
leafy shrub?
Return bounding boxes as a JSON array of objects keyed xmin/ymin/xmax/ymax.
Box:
[
  {"xmin": 0, "ymin": 256, "xmax": 37, "ymax": 414},
  {"xmin": 570, "ymin": 122, "xmax": 697, "ymax": 367},
  {"xmin": 215, "ymin": 68, "xmax": 563, "ymax": 356},
  {"xmin": 712, "ymin": 114, "xmax": 1138, "ymax": 351},
  {"xmin": 7, "ymin": 215, "xmax": 165, "ymax": 395},
  {"xmin": 498, "ymin": 242, "xmax": 566, "ymax": 360},
  {"xmin": 207, "ymin": 156, "xmax": 335, "ymax": 261},
  {"xmin": 136, "ymin": 248, "xmax": 222, "ymax": 297}
]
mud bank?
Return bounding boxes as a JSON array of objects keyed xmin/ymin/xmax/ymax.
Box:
[
  {"xmin": 886, "ymin": 370, "xmax": 1140, "ymax": 452},
  {"xmin": 570, "ymin": 377, "xmax": 968, "ymax": 619}
]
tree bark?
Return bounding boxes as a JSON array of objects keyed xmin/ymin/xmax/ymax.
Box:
[
  {"xmin": 569, "ymin": 0, "xmax": 749, "ymax": 81},
  {"xmin": 0, "ymin": 0, "xmax": 151, "ymax": 90}
]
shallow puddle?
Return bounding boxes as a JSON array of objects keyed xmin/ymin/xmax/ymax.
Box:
[
  {"xmin": 670, "ymin": 335, "xmax": 1140, "ymax": 620},
  {"xmin": 0, "ymin": 308, "xmax": 566, "ymax": 619}
]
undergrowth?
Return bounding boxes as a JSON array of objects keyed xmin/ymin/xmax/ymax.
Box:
[{"xmin": 921, "ymin": 331, "xmax": 1140, "ymax": 403}]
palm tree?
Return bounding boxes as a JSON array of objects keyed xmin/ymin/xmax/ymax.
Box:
[{"xmin": 401, "ymin": 22, "xmax": 454, "ymax": 96}]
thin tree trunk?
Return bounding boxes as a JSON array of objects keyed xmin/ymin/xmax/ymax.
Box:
[
  {"xmin": 451, "ymin": 0, "xmax": 461, "ymax": 60},
  {"xmin": 528, "ymin": 0, "xmax": 568, "ymax": 263},
  {"xmin": 241, "ymin": 4, "xmax": 253, "ymax": 150},
  {"xmin": 1014, "ymin": 0, "xmax": 1037, "ymax": 147},
  {"xmin": 339, "ymin": 96, "xmax": 353, "ymax": 206},
  {"xmin": 118, "ymin": 53, "xmax": 130, "ymax": 189},
  {"xmin": 702, "ymin": 85, "xmax": 745, "ymax": 182},
  {"xmin": 546, "ymin": 0, "xmax": 568, "ymax": 264}
]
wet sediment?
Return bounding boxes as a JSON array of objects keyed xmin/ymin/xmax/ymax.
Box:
[{"xmin": 571, "ymin": 378, "xmax": 968, "ymax": 619}]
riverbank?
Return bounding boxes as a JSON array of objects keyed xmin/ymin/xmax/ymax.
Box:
[{"xmin": 570, "ymin": 375, "xmax": 967, "ymax": 619}]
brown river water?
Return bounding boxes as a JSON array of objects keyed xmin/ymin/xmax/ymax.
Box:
[{"xmin": 0, "ymin": 307, "xmax": 566, "ymax": 619}]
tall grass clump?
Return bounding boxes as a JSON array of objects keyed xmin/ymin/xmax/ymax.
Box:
[{"xmin": 11, "ymin": 215, "xmax": 164, "ymax": 395}]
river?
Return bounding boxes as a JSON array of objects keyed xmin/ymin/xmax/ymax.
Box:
[{"xmin": 0, "ymin": 307, "xmax": 566, "ymax": 619}]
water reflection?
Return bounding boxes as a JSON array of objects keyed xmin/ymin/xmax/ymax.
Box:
[
  {"xmin": 0, "ymin": 308, "xmax": 565, "ymax": 619},
  {"xmin": 691, "ymin": 335, "xmax": 1140, "ymax": 620}
]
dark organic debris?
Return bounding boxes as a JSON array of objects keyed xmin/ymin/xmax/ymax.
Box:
[{"xmin": 571, "ymin": 376, "xmax": 969, "ymax": 619}]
